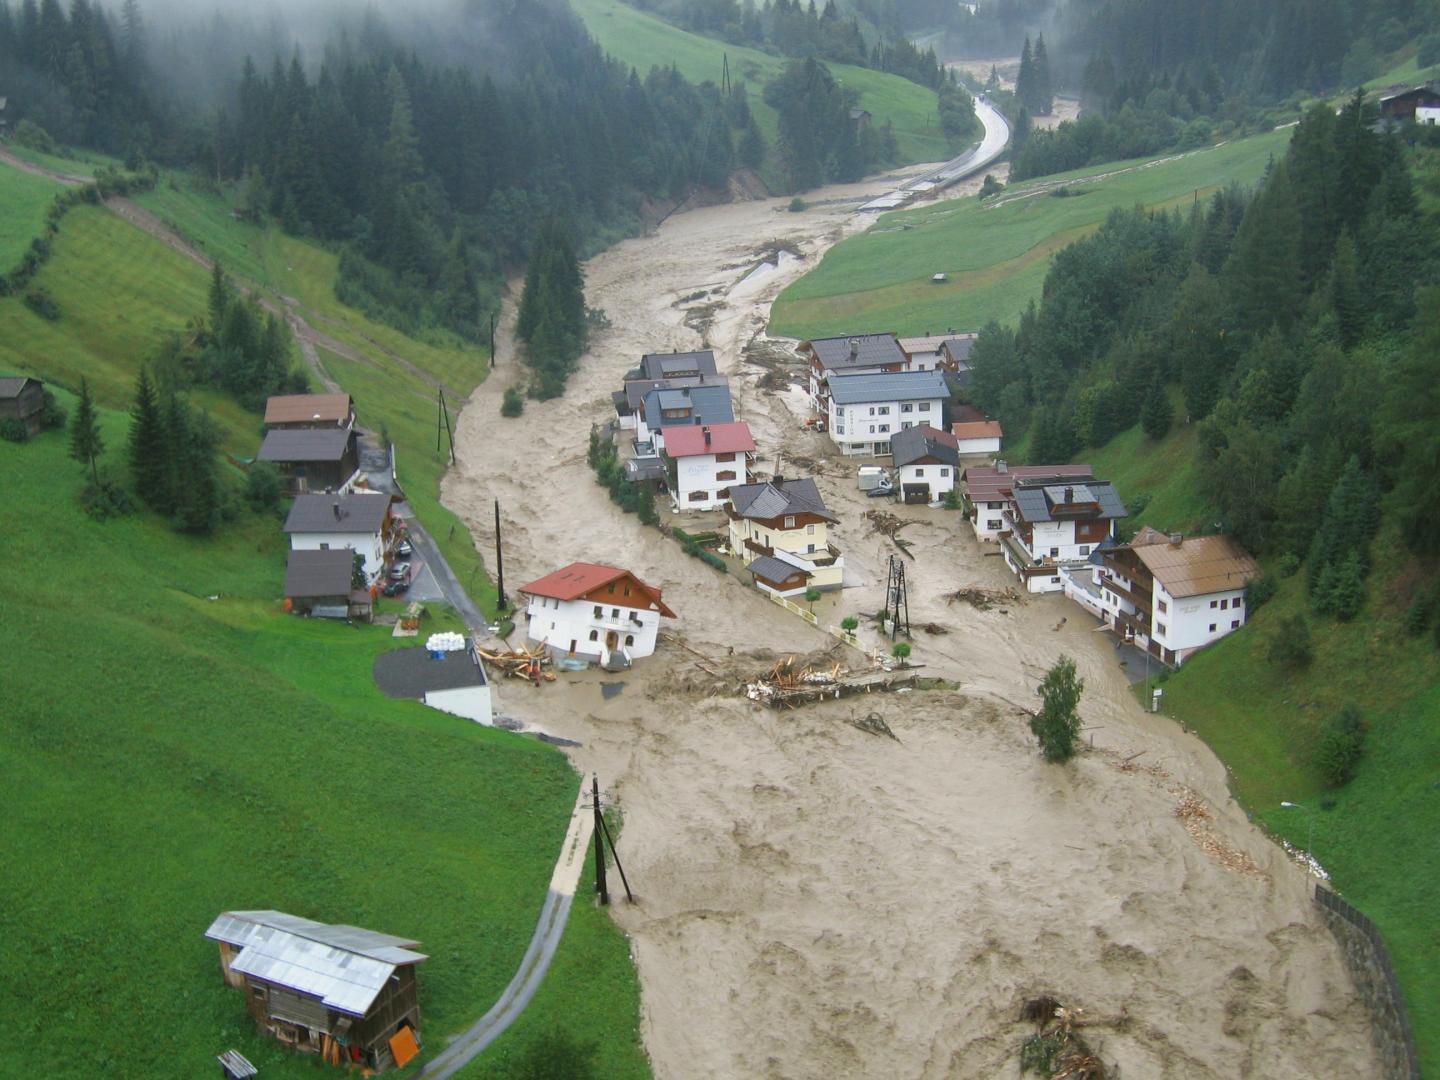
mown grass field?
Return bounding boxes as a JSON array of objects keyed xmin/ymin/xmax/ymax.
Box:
[
  {"xmin": 0, "ymin": 164, "xmax": 61, "ymax": 269},
  {"xmin": 769, "ymin": 126, "xmax": 1291, "ymax": 340},
  {"xmin": 570, "ymin": 0, "xmax": 953, "ymax": 189},
  {"xmin": 0, "ymin": 408, "xmax": 580, "ymax": 1078},
  {"xmin": 1146, "ymin": 542, "xmax": 1440, "ymax": 1073}
]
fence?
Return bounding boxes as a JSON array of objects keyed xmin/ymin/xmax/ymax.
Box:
[
  {"xmin": 765, "ymin": 593, "xmax": 869, "ymax": 654},
  {"xmin": 1313, "ymin": 884, "xmax": 1421, "ymax": 1079}
]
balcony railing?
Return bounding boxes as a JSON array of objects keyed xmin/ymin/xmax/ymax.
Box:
[{"xmin": 1100, "ymin": 572, "xmax": 1149, "ymax": 608}]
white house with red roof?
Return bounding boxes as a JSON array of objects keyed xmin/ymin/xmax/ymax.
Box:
[
  {"xmin": 519, "ymin": 562, "xmax": 676, "ymax": 669},
  {"xmin": 952, "ymin": 418, "xmax": 1004, "ymax": 455},
  {"xmin": 660, "ymin": 422, "xmax": 756, "ymax": 510}
]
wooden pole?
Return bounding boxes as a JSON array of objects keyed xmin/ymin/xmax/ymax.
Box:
[
  {"xmin": 592, "ymin": 774, "xmax": 609, "ymax": 905},
  {"xmin": 489, "ymin": 313, "xmax": 496, "ymax": 367},
  {"xmin": 598, "ymin": 806, "xmax": 634, "ymax": 903},
  {"xmin": 494, "ymin": 499, "xmax": 508, "ymax": 611}
]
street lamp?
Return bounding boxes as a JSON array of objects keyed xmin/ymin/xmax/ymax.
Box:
[{"xmin": 1280, "ymin": 801, "xmax": 1313, "ymax": 856}]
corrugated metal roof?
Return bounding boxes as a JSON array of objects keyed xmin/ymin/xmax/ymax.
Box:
[
  {"xmin": 827, "ymin": 369, "xmax": 949, "ymax": 405},
  {"xmin": 1132, "ymin": 533, "xmax": 1258, "ymax": 598},
  {"xmin": 747, "ymin": 555, "xmax": 809, "ymax": 585},
  {"xmin": 0, "ymin": 376, "xmax": 40, "ymax": 399},
  {"xmin": 890, "ymin": 424, "xmax": 959, "ymax": 468},
  {"xmin": 729, "ymin": 478, "xmax": 836, "ymax": 522},
  {"xmin": 640, "ymin": 351, "xmax": 717, "ymax": 379},
  {"xmin": 204, "ymin": 911, "xmax": 427, "ymax": 1018},
  {"xmin": 644, "ymin": 384, "xmax": 734, "ymax": 425}
]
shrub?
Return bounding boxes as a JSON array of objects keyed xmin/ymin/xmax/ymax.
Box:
[
  {"xmin": 0, "ymin": 418, "xmax": 30, "ymax": 443},
  {"xmin": 23, "ymin": 287, "xmax": 61, "ymax": 321},
  {"xmin": 1266, "ymin": 615, "xmax": 1313, "ymax": 669},
  {"xmin": 891, "ymin": 642, "xmax": 912, "ymax": 665},
  {"xmin": 1316, "ymin": 705, "xmax": 1366, "ymax": 787},
  {"xmin": 80, "ymin": 476, "xmax": 135, "ymax": 520},
  {"xmin": 38, "ymin": 391, "xmax": 66, "ymax": 430},
  {"xmin": 13, "ymin": 119, "xmax": 57, "ymax": 154},
  {"xmin": 501, "ymin": 385, "xmax": 525, "ymax": 417},
  {"xmin": 1030, "ymin": 655, "xmax": 1084, "ymax": 763},
  {"xmin": 244, "ymin": 462, "xmax": 284, "ymax": 514},
  {"xmin": 788, "ymin": 196, "xmax": 806, "ymax": 212},
  {"xmin": 943, "ymin": 489, "xmax": 962, "ymax": 510},
  {"xmin": 1274, "ymin": 552, "xmax": 1300, "ymax": 579},
  {"xmin": 979, "ymin": 173, "xmax": 1003, "ymax": 199},
  {"xmin": 1245, "ymin": 572, "xmax": 1279, "ymax": 612}
]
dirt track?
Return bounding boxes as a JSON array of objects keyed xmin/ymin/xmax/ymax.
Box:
[{"xmin": 441, "ymin": 169, "xmax": 1378, "ymax": 1077}]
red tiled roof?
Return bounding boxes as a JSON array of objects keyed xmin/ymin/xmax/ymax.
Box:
[
  {"xmin": 519, "ymin": 562, "xmax": 676, "ymax": 617},
  {"xmin": 661, "ymin": 421, "xmax": 756, "ymax": 457},
  {"xmin": 951, "ymin": 421, "xmax": 1004, "ymax": 441}
]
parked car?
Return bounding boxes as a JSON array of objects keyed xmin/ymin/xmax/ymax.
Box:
[
  {"xmin": 867, "ymin": 481, "xmax": 895, "ymax": 498},
  {"xmin": 382, "ymin": 576, "xmax": 409, "ymax": 597},
  {"xmin": 395, "ymin": 539, "xmax": 414, "ymax": 557},
  {"xmin": 388, "ymin": 561, "xmax": 412, "ymax": 582}
]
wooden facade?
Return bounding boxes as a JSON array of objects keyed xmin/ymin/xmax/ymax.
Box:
[{"xmin": 0, "ymin": 377, "xmax": 45, "ymax": 435}]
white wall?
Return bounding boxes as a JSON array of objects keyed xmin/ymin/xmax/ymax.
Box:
[
  {"xmin": 826, "ymin": 396, "xmax": 944, "ymax": 455},
  {"xmin": 524, "ymin": 595, "xmax": 662, "ymax": 661},
  {"xmin": 898, "ymin": 462, "xmax": 956, "ymax": 497},
  {"xmin": 955, "ymin": 436, "xmax": 1001, "ymax": 454},
  {"xmin": 290, "ymin": 530, "xmax": 385, "ymax": 581},
  {"xmin": 969, "ymin": 498, "xmax": 1009, "ymax": 541},
  {"xmin": 1417, "ymin": 105, "xmax": 1440, "ymax": 125},
  {"xmin": 1151, "ymin": 582, "xmax": 1247, "ymax": 657},
  {"xmin": 1013, "ymin": 519, "xmax": 1103, "ymax": 564},
  {"xmin": 424, "ymin": 685, "xmax": 493, "ymax": 725},
  {"xmin": 671, "ymin": 451, "xmax": 748, "ymax": 510}
]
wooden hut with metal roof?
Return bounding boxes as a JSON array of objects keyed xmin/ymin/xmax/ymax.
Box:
[{"xmin": 204, "ymin": 910, "xmax": 427, "ymax": 1072}]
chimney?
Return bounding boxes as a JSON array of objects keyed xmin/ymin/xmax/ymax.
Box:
[
  {"xmin": 848, "ymin": 338, "xmax": 860, "ymax": 360},
  {"xmin": 996, "ymin": 459, "xmax": 1007, "ymax": 473},
  {"xmin": 1064, "ymin": 486, "xmax": 1074, "ymax": 503},
  {"xmin": 703, "ymin": 425, "xmax": 712, "ymax": 446},
  {"xmin": 773, "ymin": 474, "xmax": 785, "ymax": 487},
  {"xmin": 332, "ymin": 500, "xmax": 343, "ymax": 520},
  {"xmin": 1169, "ymin": 532, "xmax": 1184, "ymax": 547}
]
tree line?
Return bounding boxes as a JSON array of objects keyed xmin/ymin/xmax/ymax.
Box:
[
  {"xmin": 764, "ymin": 56, "xmax": 898, "ymax": 191},
  {"xmin": 967, "ymin": 93, "xmax": 1438, "ymax": 630}
]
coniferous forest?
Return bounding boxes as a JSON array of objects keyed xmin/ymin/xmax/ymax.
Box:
[{"xmin": 968, "ymin": 93, "xmax": 1440, "ymax": 625}]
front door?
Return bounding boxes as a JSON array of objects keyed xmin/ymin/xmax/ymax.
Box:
[
  {"xmin": 606, "ymin": 630, "xmax": 619, "ymax": 650},
  {"xmin": 569, "ymin": 639, "xmax": 577, "ymax": 656}
]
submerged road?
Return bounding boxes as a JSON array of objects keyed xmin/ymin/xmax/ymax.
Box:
[{"xmin": 858, "ymin": 94, "xmax": 1011, "ymax": 212}]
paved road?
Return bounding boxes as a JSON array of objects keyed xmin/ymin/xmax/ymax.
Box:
[
  {"xmin": 859, "ymin": 94, "xmax": 1011, "ymax": 212},
  {"xmin": 419, "ymin": 785, "xmax": 595, "ymax": 1078}
]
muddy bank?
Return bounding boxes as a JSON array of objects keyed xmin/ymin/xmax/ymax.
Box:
[{"xmin": 441, "ymin": 169, "xmax": 1378, "ymax": 1078}]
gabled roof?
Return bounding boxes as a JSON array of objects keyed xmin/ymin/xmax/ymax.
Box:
[
  {"xmin": 258, "ymin": 427, "xmax": 352, "ymax": 463},
  {"xmin": 827, "ymin": 369, "xmax": 949, "ymax": 405},
  {"xmin": 729, "ymin": 477, "xmax": 837, "ymax": 523},
  {"xmin": 963, "ymin": 463, "xmax": 1092, "ymax": 501},
  {"xmin": 952, "ymin": 420, "xmax": 1004, "ymax": 442},
  {"xmin": 747, "ymin": 554, "xmax": 810, "ymax": 586},
  {"xmin": 284, "ymin": 548, "xmax": 354, "ymax": 598},
  {"xmin": 898, "ymin": 333, "xmax": 974, "ymax": 356},
  {"xmin": 803, "ymin": 333, "xmax": 906, "ymax": 372},
  {"xmin": 1130, "ymin": 532, "xmax": 1259, "ymax": 598},
  {"xmin": 661, "ymin": 421, "xmax": 755, "ymax": 457},
  {"xmin": 640, "ymin": 350, "xmax": 718, "ymax": 379},
  {"xmin": 940, "ymin": 337, "xmax": 976, "ymax": 366},
  {"xmin": 284, "ymin": 493, "xmax": 390, "ymax": 534},
  {"xmin": 625, "ymin": 374, "xmax": 729, "ymax": 410},
  {"xmin": 373, "ymin": 640, "xmax": 489, "ymax": 698},
  {"xmin": 204, "ymin": 910, "xmax": 426, "ymax": 1018},
  {"xmin": 890, "ymin": 423, "xmax": 959, "ymax": 468},
  {"xmin": 0, "ymin": 375, "xmax": 40, "ymax": 399},
  {"xmin": 1012, "ymin": 479, "xmax": 1127, "ymax": 523},
  {"xmin": 519, "ymin": 562, "xmax": 676, "ymax": 617},
  {"xmin": 643, "ymin": 384, "xmax": 734, "ymax": 426},
  {"xmin": 264, "ymin": 393, "xmax": 352, "ymax": 426}
]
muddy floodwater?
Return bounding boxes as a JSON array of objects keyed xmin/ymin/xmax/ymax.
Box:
[{"xmin": 441, "ymin": 167, "xmax": 1379, "ymax": 1078}]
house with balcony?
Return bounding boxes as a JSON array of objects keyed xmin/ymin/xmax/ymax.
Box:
[
  {"xmin": 727, "ymin": 477, "xmax": 843, "ymax": 596},
  {"xmin": 824, "ymin": 369, "xmax": 950, "ymax": 457},
  {"xmin": 613, "ymin": 373, "xmax": 729, "ymax": 433},
  {"xmin": 637, "ymin": 383, "xmax": 735, "ymax": 452},
  {"xmin": 520, "ymin": 562, "xmax": 676, "ymax": 669},
  {"xmin": 890, "ymin": 423, "xmax": 959, "ymax": 504},
  {"xmin": 284, "ymin": 492, "xmax": 395, "ymax": 583},
  {"xmin": 898, "ymin": 332, "xmax": 976, "ymax": 372},
  {"xmin": 1092, "ymin": 526, "xmax": 1259, "ymax": 667},
  {"xmin": 639, "ymin": 349, "xmax": 718, "ymax": 380},
  {"xmin": 660, "ymin": 421, "xmax": 755, "ymax": 511},
  {"xmin": 940, "ymin": 337, "xmax": 976, "ymax": 386},
  {"xmin": 801, "ymin": 332, "xmax": 907, "ymax": 410},
  {"xmin": 998, "ymin": 478, "xmax": 1127, "ymax": 593},
  {"xmin": 961, "ymin": 461, "xmax": 1094, "ymax": 542}
]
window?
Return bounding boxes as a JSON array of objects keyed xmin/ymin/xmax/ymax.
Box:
[
  {"xmin": 836, "ymin": 424, "xmax": 845, "ymax": 435},
  {"xmin": 1078, "ymin": 545, "xmax": 1090, "ymax": 556},
  {"xmin": 878, "ymin": 424, "xmax": 890, "ymax": 433},
  {"xmin": 1209, "ymin": 600, "xmax": 1218, "ymax": 609},
  {"xmin": 1231, "ymin": 619, "xmax": 1240, "ymax": 629},
  {"xmin": 1234, "ymin": 597, "xmax": 1243, "ymax": 610},
  {"xmin": 806, "ymin": 524, "xmax": 816, "ymax": 534},
  {"xmin": 625, "ymin": 634, "xmax": 635, "ymax": 645},
  {"xmin": 869, "ymin": 407, "xmax": 877, "ymax": 416},
  {"xmin": 1049, "ymin": 547, "xmax": 1059, "ymax": 557},
  {"xmin": 901, "ymin": 421, "xmax": 913, "ymax": 429},
  {"xmin": 917, "ymin": 402, "xmax": 930, "ymax": 411},
  {"xmin": 319, "ymin": 543, "xmax": 330, "ymax": 550},
  {"xmin": 716, "ymin": 452, "xmax": 736, "ymax": 462},
  {"xmin": 1220, "ymin": 598, "xmax": 1229, "ymax": 610},
  {"xmin": 593, "ymin": 605, "xmax": 602, "ymax": 617},
  {"xmin": 689, "ymin": 490, "xmax": 708, "ymax": 502},
  {"xmin": 915, "ymin": 468, "xmax": 925, "ymax": 477},
  {"xmin": 716, "ymin": 470, "xmax": 737, "ymax": 482},
  {"xmin": 900, "ymin": 403, "xmax": 913, "ymax": 413},
  {"xmin": 1051, "ymin": 576, "xmax": 1061, "ymax": 584},
  {"xmin": 940, "ymin": 468, "xmax": 950, "ymax": 477},
  {"xmin": 590, "ymin": 629, "xmax": 600, "ymax": 641},
  {"xmin": 987, "ymin": 519, "xmax": 1002, "ymax": 529},
  {"xmin": 869, "ymin": 425, "xmax": 876, "ymax": 434},
  {"xmin": 989, "ymin": 501, "xmax": 1002, "ymax": 509},
  {"xmin": 877, "ymin": 406, "xmax": 891, "ymax": 415},
  {"xmin": 1208, "ymin": 623, "xmax": 1216, "ymax": 633},
  {"xmin": 1156, "ymin": 621, "xmax": 1167, "ymax": 637},
  {"xmin": 608, "ymin": 582, "xmax": 616, "ymax": 594},
  {"xmin": 807, "ymin": 544, "xmax": 816, "ymax": 553},
  {"xmin": 1158, "ymin": 599, "xmax": 1168, "ymax": 614},
  {"xmin": 784, "ymin": 516, "xmax": 795, "ymax": 529},
  {"xmin": 611, "ymin": 608, "xmax": 620, "ymax": 618}
]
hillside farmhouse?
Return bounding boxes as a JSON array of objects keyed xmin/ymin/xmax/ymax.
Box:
[
  {"xmin": 890, "ymin": 423, "xmax": 960, "ymax": 503},
  {"xmin": 284, "ymin": 548, "xmax": 370, "ymax": 619},
  {"xmin": 999, "ymin": 478, "xmax": 1128, "ymax": 594},
  {"xmin": 258, "ymin": 427, "xmax": 360, "ymax": 495},
  {"xmin": 1379, "ymin": 82, "xmax": 1440, "ymax": 124},
  {"xmin": 825, "ymin": 369, "xmax": 950, "ymax": 456},
  {"xmin": 661, "ymin": 421, "xmax": 755, "ymax": 510},
  {"xmin": 283, "ymin": 492, "xmax": 394, "ymax": 583},
  {"xmin": 263, "ymin": 392, "xmax": 355, "ymax": 431},
  {"xmin": 204, "ymin": 910, "xmax": 427, "ymax": 1072},
  {"xmin": 520, "ymin": 562, "xmax": 676, "ymax": 669},
  {"xmin": 728, "ymin": 477, "xmax": 843, "ymax": 596},
  {"xmin": 0, "ymin": 375, "xmax": 45, "ymax": 436},
  {"xmin": 1085, "ymin": 526, "xmax": 1259, "ymax": 667},
  {"xmin": 961, "ymin": 461, "xmax": 1095, "ymax": 541}
]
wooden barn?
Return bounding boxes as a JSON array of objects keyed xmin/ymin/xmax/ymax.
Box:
[
  {"xmin": 204, "ymin": 910, "xmax": 427, "ymax": 1072},
  {"xmin": 0, "ymin": 376, "xmax": 46, "ymax": 436}
]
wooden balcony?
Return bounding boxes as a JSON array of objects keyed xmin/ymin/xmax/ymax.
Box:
[{"xmin": 1100, "ymin": 572, "xmax": 1149, "ymax": 609}]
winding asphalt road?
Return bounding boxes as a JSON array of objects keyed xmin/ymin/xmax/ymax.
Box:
[{"xmin": 858, "ymin": 94, "xmax": 1011, "ymax": 212}]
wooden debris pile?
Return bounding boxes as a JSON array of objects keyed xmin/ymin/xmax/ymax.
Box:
[
  {"xmin": 944, "ymin": 585, "xmax": 1021, "ymax": 610},
  {"xmin": 1171, "ymin": 786, "xmax": 1262, "ymax": 875},
  {"xmin": 1018, "ymin": 996, "xmax": 1123, "ymax": 1080},
  {"xmin": 477, "ymin": 643, "xmax": 556, "ymax": 682},
  {"xmin": 847, "ymin": 711, "xmax": 899, "ymax": 741},
  {"xmin": 744, "ymin": 656, "xmax": 923, "ymax": 708},
  {"xmin": 863, "ymin": 509, "xmax": 916, "ymax": 557}
]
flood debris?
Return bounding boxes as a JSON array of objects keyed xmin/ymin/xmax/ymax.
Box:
[
  {"xmin": 943, "ymin": 585, "xmax": 1021, "ymax": 610},
  {"xmin": 863, "ymin": 509, "xmax": 917, "ymax": 556},
  {"xmin": 477, "ymin": 643, "xmax": 556, "ymax": 682},
  {"xmin": 743, "ymin": 655, "xmax": 924, "ymax": 708},
  {"xmin": 847, "ymin": 711, "xmax": 899, "ymax": 741},
  {"xmin": 1017, "ymin": 996, "xmax": 1123, "ymax": 1079}
]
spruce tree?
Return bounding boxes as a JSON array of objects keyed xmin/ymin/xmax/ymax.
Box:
[
  {"xmin": 1032, "ymin": 34, "xmax": 1053, "ymax": 116},
  {"xmin": 207, "ymin": 262, "xmax": 231, "ymax": 336},
  {"xmin": 1226, "ymin": 161, "xmax": 1303, "ymax": 335},
  {"xmin": 1015, "ymin": 37, "xmax": 1034, "ymax": 115},
  {"xmin": 1141, "ymin": 377, "xmax": 1172, "ymax": 440},
  {"xmin": 69, "ymin": 376, "xmax": 103, "ymax": 484},
  {"xmin": 128, "ymin": 367, "xmax": 168, "ymax": 508}
]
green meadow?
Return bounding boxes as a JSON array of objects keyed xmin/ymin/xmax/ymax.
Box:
[
  {"xmin": 0, "ymin": 163, "xmax": 60, "ymax": 269},
  {"xmin": 769, "ymin": 126, "xmax": 1291, "ymax": 340},
  {"xmin": 570, "ymin": 0, "xmax": 953, "ymax": 189}
]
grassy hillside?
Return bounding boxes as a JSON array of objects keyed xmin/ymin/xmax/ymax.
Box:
[
  {"xmin": 0, "ymin": 160, "xmax": 649, "ymax": 1077},
  {"xmin": 570, "ymin": 0, "xmax": 952, "ymax": 189},
  {"xmin": 1147, "ymin": 544, "xmax": 1440, "ymax": 1073},
  {"xmin": 769, "ymin": 126, "xmax": 1291, "ymax": 340},
  {"xmin": 0, "ymin": 165, "xmax": 60, "ymax": 269}
]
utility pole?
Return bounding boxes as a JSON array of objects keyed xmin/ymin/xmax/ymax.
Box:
[
  {"xmin": 592, "ymin": 774, "xmax": 608, "ymax": 905},
  {"xmin": 885, "ymin": 555, "xmax": 910, "ymax": 639},
  {"xmin": 437, "ymin": 389, "xmax": 457, "ymax": 466},
  {"xmin": 489, "ymin": 313, "xmax": 496, "ymax": 368},
  {"xmin": 494, "ymin": 499, "xmax": 508, "ymax": 612}
]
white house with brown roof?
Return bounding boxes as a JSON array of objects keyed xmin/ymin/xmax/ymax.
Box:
[
  {"xmin": 961, "ymin": 462, "xmax": 1094, "ymax": 541},
  {"xmin": 727, "ymin": 477, "xmax": 843, "ymax": 595},
  {"xmin": 952, "ymin": 418, "xmax": 1003, "ymax": 455},
  {"xmin": 1092, "ymin": 527, "xmax": 1258, "ymax": 667},
  {"xmin": 999, "ymin": 478, "xmax": 1128, "ymax": 593},
  {"xmin": 519, "ymin": 562, "xmax": 676, "ymax": 668},
  {"xmin": 660, "ymin": 421, "xmax": 755, "ymax": 510}
]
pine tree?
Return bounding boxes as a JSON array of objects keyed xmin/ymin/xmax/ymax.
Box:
[
  {"xmin": 1328, "ymin": 230, "xmax": 1363, "ymax": 347},
  {"xmin": 1015, "ymin": 37, "xmax": 1034, "ymax": 115},
  {"xmin": 1307, "ymin": 455, "xmax": 1376, "ymax": 602},
  {"xmin": 1226, "ymin": 161, "xmax": 1303, "ymax": 335},
  {"xmin": 207, "ymin": 261, "xmax": 231, "ymax": 336},
  {"xmin": 69, "ymin": 375, "xmax": 103, "ymax": 484},
  {"xmin": 1327, "ymin": 551, "xmax": 1365, "ymax": 621},
  {"xmin": 128, "ymin": 367, "xmax": 168, "ymax": 508},
  {"xmin": 1141, "ymin": 377, "xmax": 1172, "ymax": 439},
  {"xmin": 1032, "ymin": 34, "xmax": 1053, "ymax": 116}
]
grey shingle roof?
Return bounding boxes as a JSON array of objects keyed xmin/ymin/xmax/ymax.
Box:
[
  {"xmin": 805, "ymin": 333, "xmax": 906, "ymax": 371},
  {"xmin": 373, "ymin": 641, "xmax": 489, "ymax": 698},
  {"xmin": 258, "ymin": 427, "xmax": 352, "ymax": 463},
  {"xmin": 284, "ymin": 548, "xmax": 354, "ymax": 597},
  {"xmin": 729, "ymin": 477, "xmax": 836, "ymax": 522},
  {"xmin": 827, "ymin": 369, "xmax": 949, "ymax": 405},
  {"xmin": 747, "ymin": 555, "xmax": 809, "ymax": 585},
  {"xmin": 640, "ymin": 350, "xmax": 718, "ymax": 379},
  {"xmin": 890, "ymin": 424, "xmax": 960, "ymax": 468},
  {"xmin": 643, "ymin": 384, "xmax": 734, "ymax": 426},
  {"xmin": 0, "ymin": 376, "xmax": 39, "ymax": 398},
  {"xmin": 1012, "ymin": 480, "xmax": 1127, "ymax": 523},
  {"xmin": 283, "ymin": 493, "xmax": 390, "ymax": 534}
]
